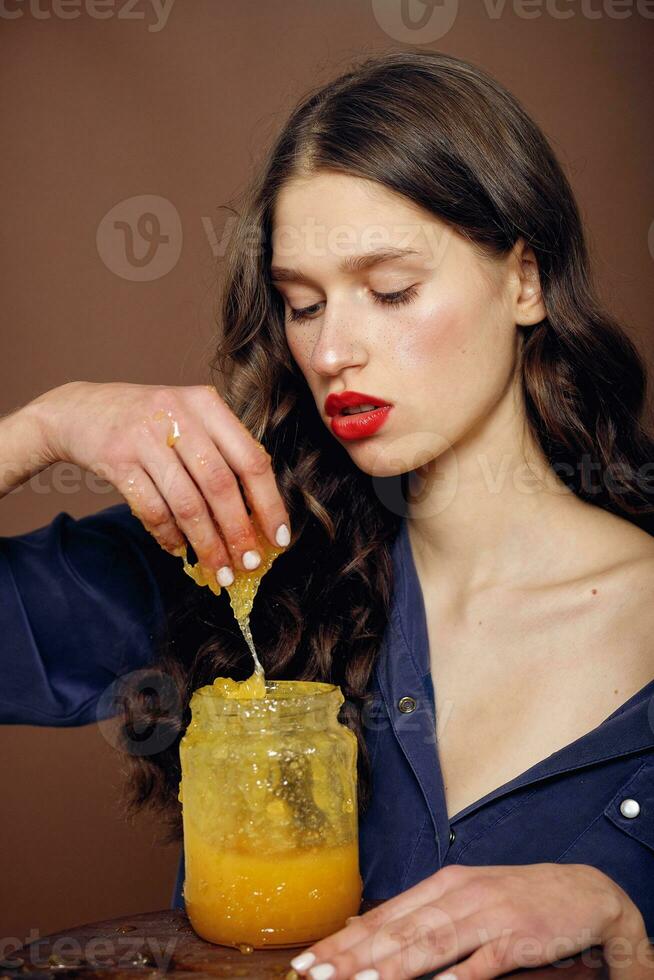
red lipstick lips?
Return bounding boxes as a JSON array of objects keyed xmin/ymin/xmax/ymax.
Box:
[{"xmin": 324, "ymin": 390, "xmax": 393, "ymax": 441}]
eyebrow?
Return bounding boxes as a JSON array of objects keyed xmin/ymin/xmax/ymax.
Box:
[{"xmin": 269, "ymin": 246, "xmax": 422, "ymax": 284}]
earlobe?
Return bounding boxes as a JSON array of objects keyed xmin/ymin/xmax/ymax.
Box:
[{"xmin": 515, "ymin": 243, "xmax": 546, "ymax": 326}]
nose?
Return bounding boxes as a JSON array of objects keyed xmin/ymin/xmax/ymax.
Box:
[{"xmin": 309, "ymin": 306, "xmax": 367, "ymax": 378}]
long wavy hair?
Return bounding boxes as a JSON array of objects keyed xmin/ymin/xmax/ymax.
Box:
[{"xmin": 118, "ymin": 50, "xmax": 654, "ymax": 845}]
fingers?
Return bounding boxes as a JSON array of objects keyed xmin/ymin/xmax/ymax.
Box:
[
  {"xmin": 170, "ymin": 431, "xmax": 276, "ymax": 574},
  {"xmin": 139, "ymin": 441, "xmax": 238, "ymax": 578},
  {"xmin": 293, "ymin": 909, "xmax": 494, "ymax": 980},
  {"xmin": 127, "ymin": 385, "xmax": 291, "ymax": 580},
  {"xmin": 291, "ymin": 870, "xmax": 472, "ymax": 975},
  {"xmin": 445, "ymin": 932, "xmax": 524, "ymax": 980},
  {"xmin": 197, "ymin": 390, "xmax": 291, "ymax": 551},
  {"xmin": 117, "ymin": 466, "xmax": 186, "ymax": 555}
]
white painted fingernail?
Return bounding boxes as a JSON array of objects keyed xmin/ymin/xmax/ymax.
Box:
[
  {"xmin": 353, "ymin": 971, "xmax": 380, "ymax": 980},
  {"xmin": 308, "ymin": 965, "xmax": 335, "ymax": 980},
  {"xmin": 217, "ymin": 566, "xmax": 234, "ymax": 586},
  {"xmin": 290, "ymin": 951, "xmax": 316, "ymax": 971},
  {"xmin": 435, "ymin": 973, "xmax": 458, "ymax": 980},
  {"xmin": 275, "ymin": 522, "xmax": 290, "ymax": 546},
  {"xmin": 242, "ymin": 550, "xmax": 261, "ymax": 570}
]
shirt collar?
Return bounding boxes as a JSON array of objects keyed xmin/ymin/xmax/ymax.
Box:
[{"xmin": 376, "ymin": 513, "xmax": 654, "ymax": 828}]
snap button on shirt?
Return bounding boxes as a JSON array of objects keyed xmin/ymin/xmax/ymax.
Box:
[
  {"xmin": 449, "ymin": 828, "xmax": 456, "ymax": 844},
  {"xmin": 619, "ymin": 798, "xmax": 641, "ymax": 819},
  {"xmin": 398, "ymin": 695, "xmax": 417, "ymax": 713}
]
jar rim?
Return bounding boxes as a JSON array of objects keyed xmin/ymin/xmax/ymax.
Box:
[{"xmin": 193, "ymin": 679, "xmax": 343, "ymax": 717}]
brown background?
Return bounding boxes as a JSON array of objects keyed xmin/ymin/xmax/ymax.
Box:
[{"xmin": 1, "ymin": 0, "xmax": 652, "ymax": 943}]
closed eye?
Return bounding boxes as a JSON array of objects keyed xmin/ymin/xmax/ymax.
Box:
[{"xmin": 285, "ymin": 285, "xmax": 419, "ymax": 324}]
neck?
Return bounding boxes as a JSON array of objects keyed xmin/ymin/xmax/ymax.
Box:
[{"xmin": 405, "ymin": 371, "xmax": 593, "ymax": 597}]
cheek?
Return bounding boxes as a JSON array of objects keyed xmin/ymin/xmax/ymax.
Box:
[
  {"xmin": 392, "ymin": 291, "xmax": 513, "ymax": 421},
  {"xmin": 284, "ymin": 327, "xmax": 312, "ymax": 370},
  {"xmin": 393, "ymin": 294, "xmax": 479, "ymax": 368}
]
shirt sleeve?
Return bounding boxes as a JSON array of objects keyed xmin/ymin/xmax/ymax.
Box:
[{"xmin": 0, "ymin": 502, "xmax": 193, "ymax": 727}]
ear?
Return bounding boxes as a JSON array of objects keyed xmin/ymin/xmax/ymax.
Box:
[{"xmin": 512, "ymin": 240, "xmax": 546, "ymax": 326}]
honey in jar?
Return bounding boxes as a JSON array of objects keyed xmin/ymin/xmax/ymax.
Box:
[
  {"xmin": 175, "ymin": 511, "xmax": 362, "ymax": 947},
  {"xmin": 179, "ymin": 679, "xmax": 362, "ymax": 948}
]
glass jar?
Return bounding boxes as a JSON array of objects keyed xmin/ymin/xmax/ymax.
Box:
[{"xmin": 178, "ymin": 679, "xmax": 363, "ymax": 948}]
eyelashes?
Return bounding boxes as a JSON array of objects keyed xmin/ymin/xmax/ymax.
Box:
[{"xmin": 285, "ymin": 284, "xmax": 419, "ymax": 324}]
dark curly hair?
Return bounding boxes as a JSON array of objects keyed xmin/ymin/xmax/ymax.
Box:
[{"xmin": 117, "ymin": 49, "xmax": 654, "ymax": 845}]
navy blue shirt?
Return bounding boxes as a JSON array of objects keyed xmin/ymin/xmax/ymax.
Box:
[{"xmin": 2, "ymin": 504, "xmax": 653, "ymax": 937}]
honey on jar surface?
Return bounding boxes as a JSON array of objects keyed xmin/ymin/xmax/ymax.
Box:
[
  {"xmin": 179, "ymin": 678, "xmax": 362, "ymax": 948},
  {"xmin": 176, "ymin": 510, "xmax": 362, "ymax": 948}
]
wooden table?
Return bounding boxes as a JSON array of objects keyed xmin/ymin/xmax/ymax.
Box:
[{"xmin": 1, "ymin": 908, "xmax": 609, "ymax": 979}]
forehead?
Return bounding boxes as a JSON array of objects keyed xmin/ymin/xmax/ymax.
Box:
[{"xmin": 271, "ymin": 171, "xmax": 442, "ymax": 269}]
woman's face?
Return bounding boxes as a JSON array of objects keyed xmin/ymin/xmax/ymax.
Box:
[{"xmin": 270, "ymin": 171, "xmax": 537, "ymax": 477}]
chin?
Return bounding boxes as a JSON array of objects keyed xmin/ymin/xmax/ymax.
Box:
[
  {"xmin": 343, "ymin": 427, "xmax": 444, "ymax": 477},
  {"xmin": 343, "ymin": 444, "xmax": 417, "ymax": 480}
]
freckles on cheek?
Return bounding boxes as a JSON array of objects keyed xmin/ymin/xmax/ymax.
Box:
[{"xmin": 285, "ymin": 330, "xmax": 311, "ymax": 368}]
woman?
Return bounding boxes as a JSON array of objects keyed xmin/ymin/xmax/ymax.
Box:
[{"xmin": 2, "ymin": 50, "xmax": 653, "ymax": 980}]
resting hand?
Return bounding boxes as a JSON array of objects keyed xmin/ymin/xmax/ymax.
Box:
[{"xmin": 289, "ymin": 863, "xmax": 652, "ymax": 980}]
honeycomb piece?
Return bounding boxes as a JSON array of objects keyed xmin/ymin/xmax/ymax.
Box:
[
  {"xmin": 209, "ymin": 671, "xmax": 267, "ymax": 699},
  {"xmin": 175, "ymin": 513, "xmax": 285, "ymax": 609}
]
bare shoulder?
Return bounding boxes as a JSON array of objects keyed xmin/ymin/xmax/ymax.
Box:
[
  {"xmin": 594, "ymin": 509, "xmax": 654, "ymax": 581},
  {"xmin": 581, "ymin": 508, "xmax": 654, "ymax": 677},
  {"xmin": 608, "ymin": 544, "xmax": 654, "ymax": 616},
  {"xmin": 582, "ymin": 506, "xmax": 654, "ymax": 594}
]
